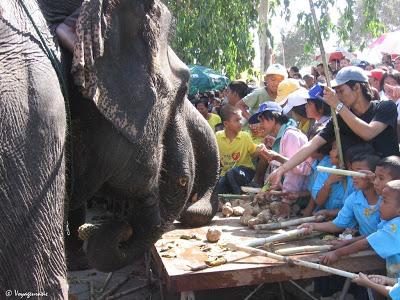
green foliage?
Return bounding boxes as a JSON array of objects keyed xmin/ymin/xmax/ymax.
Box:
[{"xmin": 166, "ymin": 0, "xmax": 259, "ymax": 79}]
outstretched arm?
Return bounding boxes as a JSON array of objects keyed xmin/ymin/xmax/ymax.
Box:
[
  {"xmin": 265, "ymin": 136, "xmax": 326, "ymax": 187},
  {"xmin": 320, "ymin": 237, "xmax": 370, "ymax": 265}
]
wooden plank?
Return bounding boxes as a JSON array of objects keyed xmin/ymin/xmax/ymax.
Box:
[{"xmin": 152, "ymin": 214, "xmax": 385, "ymax": 292}]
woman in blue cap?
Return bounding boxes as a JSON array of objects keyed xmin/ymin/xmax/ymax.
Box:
[{"xmin": 250, "ymin": 102, "xmax": 312, "ymax": 216}]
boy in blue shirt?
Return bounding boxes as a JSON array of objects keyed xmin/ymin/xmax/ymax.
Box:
[
  {"xmin": 311, "ymin": 141, "xmax": 354, "ymax": 212},
  {"xmin": 300, "ymin": 154, "xmax": 381, "ymax": 236},
  {"xmin": 319, "ymin": 180, "xmax": 400, "ymax": 278},
  {"xmin": 367, "ymin": 180, "xmax": 400, "ymax": 278}
]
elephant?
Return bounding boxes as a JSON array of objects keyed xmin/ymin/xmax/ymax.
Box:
[{"xmin": 1, "ymin": 0, "xmax": 219, "ymax": 296}]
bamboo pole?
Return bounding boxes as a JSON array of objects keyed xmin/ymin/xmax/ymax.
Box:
[
  {"xmin": 316, "ymin": 166, "xmax": 367, "ymax": 177},
  {"xmin": 218, "ymin": 194, "xmax": 251, "ymax": 200},
  {"xmin": 254, "ymin": 215, "xmax": 325, "ymax": 230},
  {"xmin": 244, "ymin": 228, "xmax": 307, "ymax": 247},
  {"xmin": 275, "ymin": 245, "xmax": 333, "ymax": 256},
  {"xmin": 308, "ymin": 0, "xmax": 345, "ymax": 170},
  {"xmin": 227, "ymin": 243, "xmax": 357, "ymax": 279}
]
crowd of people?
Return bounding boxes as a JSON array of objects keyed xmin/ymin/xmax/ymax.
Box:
[{"xmin": 193, "ymin": 54, "xmax": 400, "ymax": 299}]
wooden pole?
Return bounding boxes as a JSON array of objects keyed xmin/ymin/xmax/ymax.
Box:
[
  {"xmin": 275, "ymin": 245, "xmax": 333, "ymax": 256},
  {"xmin": 316, "ymin": 166, "xmax": 367, "ymax": 177},
  {"xmin": 227, "ymin": 243, "xmax": 357, "ymax": 279},
  {"xmin": 254, "ymin": 215, "xmax": 325, "ymax": 230},
  {"xmin": 308, "ymin": 0, "xmax": 345, "ymax": 170},
  {"xmin": 244, "ymin": 228, "xmax": 307, "ymax": 247}
]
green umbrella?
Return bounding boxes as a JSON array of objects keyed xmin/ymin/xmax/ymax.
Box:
[{"xmin": 188, "ymin": 65, "xmax": 230, "ymax": 95}]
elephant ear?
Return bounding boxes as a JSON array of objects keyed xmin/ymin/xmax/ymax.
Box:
[{"xmin": 71, "ymin": 0, "xmax": 106, "ymax": 101}]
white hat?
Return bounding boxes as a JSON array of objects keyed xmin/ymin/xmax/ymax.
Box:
[
  {"xmin": 282, "ymin": 88, "xmax": 309, "ymax": 115},
  {"xmin": 265, "ymin": 64, "xmax": 288, "ymax": 79}
]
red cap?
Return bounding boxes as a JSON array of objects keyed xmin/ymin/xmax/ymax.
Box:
[{"xmin": 366, "ymin": 69, "xmax": 385, "ymax": 82}]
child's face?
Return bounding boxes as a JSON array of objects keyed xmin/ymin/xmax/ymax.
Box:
[
  {"xmin": 380, "ymin": 186, "xmax": 400, "ymax": 220},
  {"xmin": 329, "ymin": 142, "xmax": 339, "ymax": 166},
  {"xmin": 351, "ymin": 161, "xmax": 372, "ymax": 190},
  {"xmin": 224, "ymin": 112, "xmax": 242, "ymax": 133},
  {"xmin": 260, "ymin": 116, "xmax": 276, "ymax": 135},
  {"xmin": 374, "ymin": 166, "xmax": 394, "ymax": 195}
]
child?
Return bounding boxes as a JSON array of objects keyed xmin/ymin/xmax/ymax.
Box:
[
  {"xmin": 300, "ymin": 154, "xmax": 381, "ymax": 236},
  {"xmin": 195, "ymin": 97, "xmax": 222, "ymax": 132},
  {"xmin": 215, "ymin": 105, "xmax": 262, "ymax": 194},
  {"xmin": 319, "ymin": 180, "xmax": 400, "ymax": 278},
  {"xmin": 311, "ymin": 141, "xmax": 354, "ymax": 213},
  {"xmin": 353, "ymin": 273, "xmax": 399, "ymax": 299}
]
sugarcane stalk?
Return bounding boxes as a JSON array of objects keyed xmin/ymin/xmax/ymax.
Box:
[
  {"xmin": 218, "ymin": 194, "xmax": 250, "ymax": 200},
  {"xmin": 244, "ymin": 228, "xmax": 307, "ymax": 247},
  {"xmin": 227, "ymin": 243, "xmax": 357, "ymax": 279},
  {"xmin": 316, "ymin": 166, "xmax": 366, "ymax": 177},
  {"xmin": 308, "ymin": 0, "xmax": 345, "ymax": 170},
  {"xmin": 254, "ymin": 215, "xmax": 325, "ymax": 230},
  {"xmin": 275, "ymin": 245, "xmax": 333, "ymax": 256},
  {"xmin": 241, "ymin": 186, "xmax": 262, "ymax": 193}
]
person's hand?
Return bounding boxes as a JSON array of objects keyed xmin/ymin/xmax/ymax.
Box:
[
  {"xmin": 326, "ymin": 174, "xmax": 342, "ymax": 185},
  {"xmin": 298, "ymin": 223, "xmax": 315, "ymax": 235},
  {"xmin": 352, "ymin": 273, "xmax": 373, "ymax": 288},
  {"xmin": 384, "ymin": 83, "xmax": 400, "ymax": 100},
  {"xmin": 264, "ymin": 135, "xmax": 276, "ymax": 149},
  {"xmin": 259, "ymin": 149, "xmax": 279, "ymax": 163},
  {"xmin": 322, "ymin": 86, "xmax": 341, "ymax": 109},
  {"xmin": 266, "ymin": 166, "xmax": 285, "ymax": 189},
  {"xmin": 319, "ymin": 250, "xmax": 340, "ymax": 265},
  {"xmin": 313, "ymin": 209, "xmax": 331, "ymax": 218},
  {"xmin": 357, "ymin": 170, "xmax": 375, "ymax": 182},
  {"xmin": 328, "ymin": 238, "xmax": 353, "ymax": 250}
]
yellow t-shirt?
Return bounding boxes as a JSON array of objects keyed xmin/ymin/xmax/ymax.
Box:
[
  {"xmin": 216, "ymin": 130, "xmax": 257, "ymax": 176},
  {"xmin": 207, "ymin": 113, "xmax": 222, "ymax": 131}
]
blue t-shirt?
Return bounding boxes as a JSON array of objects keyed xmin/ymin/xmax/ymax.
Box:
[
  {"xmin": 312, "ymin": 162, "xmax": 355, "ymax": 210},
  {"xmin": 307, "ymin": 156, "xmax": 331, "ymax": 193},
  {"xmin": 389, "ymin": 278, "xmax": 400, "ymax": 300},
  {"xmin": 332, "ymin": 190, "xmax": 382, "ymax": 236},
  {"xmin": 367, "ymin": 216, "xmax": 400, "ymax": 278}
]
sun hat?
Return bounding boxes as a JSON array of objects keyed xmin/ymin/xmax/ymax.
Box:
[
  {"xmin": 249, "ymin": 102, "xmax": 283, "ymax": 124},
  {"xmin": 275, "ymin": 78, "xmax": 301, "ymax": 104},
  {"xmin": 282, "ymin": 89, "xmax": 309, "ymax": 115},
  {"xmin": 331, "ymin": 66, "xmax": 368, "ymax": 88},
  {"xmin": 265, "ymin": 64, "xmax": 288, "ymax": 79}
]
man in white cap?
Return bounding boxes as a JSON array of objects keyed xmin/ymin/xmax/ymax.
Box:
[{"xmin": 236, "ymin": 64, "xmax": 288, "ymax": 120}]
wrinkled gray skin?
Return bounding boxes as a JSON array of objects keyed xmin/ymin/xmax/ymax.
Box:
[
  {"xmin": 0, "ymin": 0, "xmax": 219, "ymax": 294},
  {"xmin": 0, "ymin": 1, "xmax": 68, "ymax": 298}
]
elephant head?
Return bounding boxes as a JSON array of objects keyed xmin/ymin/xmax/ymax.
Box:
[{"xmin": 66, "ymin": 0, "xmax": 219, "ymax": 272}]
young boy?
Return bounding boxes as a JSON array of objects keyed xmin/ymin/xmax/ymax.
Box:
[
  {"xmin": 319, "ymin": 180, "xmax": 400, "ymax": 278},
  {"xmin": 215, "ymin": 105, "xmax": 263, "ymax": 194},
  {"xmin": 311, "ymin": 141, "xmax": 354, "ymax": 213},
  {"xmin": 353, "ymin": 273, "xmax": 400, "ymax": 299},
  {"xmin": 300, "ymin": 154, "xmax": 381, "ymax": 236}
]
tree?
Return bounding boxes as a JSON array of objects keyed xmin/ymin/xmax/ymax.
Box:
[
  {"xmin": 275, "ymin": 28, "xmax": 317, "ymax": 68},
  {"xmin": 165, "ymin": 0, "xmax": 259, "ymax": 79},
  {"xmin": 338, "ymin": 0, "xmax": 400, "ymax": 50}
]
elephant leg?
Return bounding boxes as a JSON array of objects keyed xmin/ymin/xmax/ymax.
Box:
[{"xmin": 179, "ymin": 101, "xmax": 220, "ymax": 227}]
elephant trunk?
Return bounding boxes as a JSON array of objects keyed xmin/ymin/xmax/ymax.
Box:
[
  {"xmin": 86, "ymin": 202, "xmax": 162, "ymax": 272},
  {"xmin": 178, "ymin": 101, "xmax": 220, "ymax": 227}
]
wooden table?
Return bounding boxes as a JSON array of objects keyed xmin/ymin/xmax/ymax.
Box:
[{"xmin": 152, "ymin": 214, "xmax": 385, "ymax": 294}]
